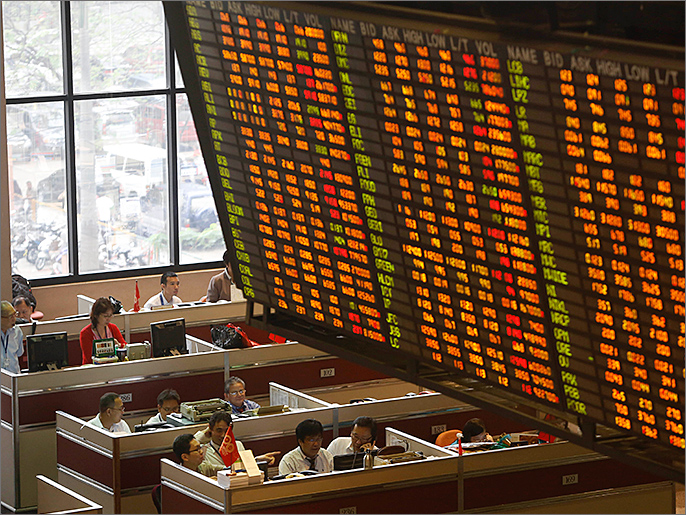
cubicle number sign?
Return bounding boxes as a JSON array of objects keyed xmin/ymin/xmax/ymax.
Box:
[{"xmin": 165, "ymin": 1, "xmax": 685, "ymax": 450}]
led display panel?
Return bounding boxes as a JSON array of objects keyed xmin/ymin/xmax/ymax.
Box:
[{"xmin": 165, "ymin": 1, "xmax": 684, "ymax": 454}]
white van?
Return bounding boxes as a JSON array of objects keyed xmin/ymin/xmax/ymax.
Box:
[{"xmin": 102, "ymin": 143, "xmax": 167, "ymax": 199}]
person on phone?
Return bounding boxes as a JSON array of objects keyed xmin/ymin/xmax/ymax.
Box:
[{"xmin": 327, "ymin": 416, "xmax": 378, "ymax": 456}]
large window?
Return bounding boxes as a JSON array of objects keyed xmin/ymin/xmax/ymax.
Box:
[{"xmin": 3, "ymin": 1, "xmax": 223, "ymax": 281}]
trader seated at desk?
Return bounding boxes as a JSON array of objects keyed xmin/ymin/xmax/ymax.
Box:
[
  {"xmin": 12, "ymin": 295, "xmax": 36, "ymax": 324},
  {"xmin": 143, "ymin": 271, "xmax": 183, "ymax": 310},
  {"xmin": 146, "ymin": 388, "xmax": 181, "ymax": 424},
  {"xmin": 173, "ymin": 433, "xmax": 206, "ymax": 473},
  {"xmin": 224, "ymin": 376, "xmax": 260, "ymax": 415},
  {"xmin": 327, "ymin": 416, "xmax": 378, "ymax": 455},
  {"xmin": 462, "ymin": 417, "xmax": 493, "ymax": 443},
  {"xmin": 279, "ymin": 418, "xmax": 333, "ymax": 475},
  {"xmin": 206, "ymin": 250, "xmax": 234, "ymax": 302},
  {"xmin": 87, "ymin": 392, "xmax": 131, "ymax": 433},
  {"xmin": 1, "ymin": 300, "xmax": 24, "ymax": 374},
  {"xmin": 79, "ymin": 297, "xmax": 126, "ymax": 365},
  {"xmin": 193, "ymin": 411, "xmax": 280, "ymax": 477}
]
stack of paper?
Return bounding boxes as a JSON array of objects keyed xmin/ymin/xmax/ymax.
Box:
[{"xmin": 216, "ymin": 471, "xmax": 249, "ymax": 488}]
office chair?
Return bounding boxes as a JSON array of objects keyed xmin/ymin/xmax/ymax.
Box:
[
  {"xmin": 151, "ymin": 484, "xmax": 162, "ymax": 514},
  {"xmin": 435, "ymin": 429, "xmax": 462, "ymax": 447}
]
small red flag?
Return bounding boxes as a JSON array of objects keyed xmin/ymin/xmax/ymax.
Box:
[
  {"xmin": 133, "ymin": 280, "xmax": 140, "ymax": 312},
  {"xmin": 219, "ymin": 425, "xmax": 240, "ymax": 467},
  {"xmin": 458, "ymin": 436, "xmax": 463, "ymax": 456}
]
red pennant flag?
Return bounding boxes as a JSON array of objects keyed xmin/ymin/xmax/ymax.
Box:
[
  {"xmin": 219, "ymin": 425, "xmax": 240, "ymax": 467},
  {"xmin": 458, "ymin": 436, "xmax": 463, "ymax": 456},
  {"xmin": 133, "ymin": 280, "xmax": 140, "ymax": 312}
]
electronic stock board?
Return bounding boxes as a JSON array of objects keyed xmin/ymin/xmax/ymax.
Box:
[{"xmin": 164, "ymin": 1, "xmax": 685, "ymax": 478}]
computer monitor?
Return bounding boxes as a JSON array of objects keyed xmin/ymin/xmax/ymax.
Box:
[
  {"xmin": 27, "ymin": 332, "xmax": 69, "ymax": 373},
  {"xmin": 150, "ymin": 318, "xmax": 187, "ymax": 358}
]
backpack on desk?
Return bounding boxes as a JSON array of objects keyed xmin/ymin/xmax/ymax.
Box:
[{"xmin": 211, "ymin": 323, "xmax": 259, "ymax": 349}]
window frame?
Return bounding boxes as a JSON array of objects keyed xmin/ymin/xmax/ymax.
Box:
[{"xmin": 4, "ymin": 1, "xmax": 223, "ymax": 287}]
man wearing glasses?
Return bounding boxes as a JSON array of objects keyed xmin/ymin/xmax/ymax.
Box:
[
  {"xmin": 224, "ymin": 376, "xmax": 260, "ymax": 415},
  {"xmin": 1, "ymin": 300, "xmax": 24, "ymax": 374},
  {"xmin": 173, "ymin": 433, "xmax": 206, "ymax": 472},
  {"xmin": 327, "ymin": 416, "xmax": 378, "ymax": 456},
  {"xmin": 87, "ymin": 392, "xmax": 131, "ymax": 433},
  {"xmin": 278, "ymin": 418, "xmax": 333, "ymax": 475},
  {"xmin": 193, "ymin": 410, "xmax": 280, "ymax": 477},
  {"xmin": 146, "ymin": 388, "xmax": 181, "ymax": 424}
]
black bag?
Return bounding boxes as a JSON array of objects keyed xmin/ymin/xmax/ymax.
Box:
[
  {"xmin": 109, "ymin": 296, "xmax": 123, "ymax": 314},
  {"xmin": 12, "ymin": 274, "xmax": 36, "ymax": 308},
  {"xmin": 211, "ymin": 323, "xmax": 245, "ymax": 349}
]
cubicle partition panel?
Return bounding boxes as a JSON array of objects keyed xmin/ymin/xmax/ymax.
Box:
[
  {"xmin": 36, "ymin": 474, "xmax": 104, "ymax": 515},
  {"xmin": 224, "ymin": 343, "xmax": 388, "ymax": 396},
  {"xmin": 1, "ymin": 349, "xmax": 225, "ymax": 513},
  {"xmin": 268, "ymin": 382, "xmax": 334, "ymax": 410},
  {"xmin": 298, "ymin": 377, "xmax": 427, "ymax": 405},
  {"xmin": 456, "ymin": 440, "xmax": 674, "ymax": 513},
  {"xmin": 56, "ymin": 411, "xmax": 205, "ymax": 514},
  {"xmin": 331, "ymin": 393, "xmax": 515, "ymax": 448},
  {"xmin": 160, "ymin": 459, "xmax": 226, "ymax": 514}
]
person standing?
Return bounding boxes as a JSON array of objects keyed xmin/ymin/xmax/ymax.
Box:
[
  {"xmin": 1, "ymin": 301, "xmax": 25, "ymax": 374},
  {"xmin": 79, "ymin": 297, "xmax": 126, "ymax": 365}
]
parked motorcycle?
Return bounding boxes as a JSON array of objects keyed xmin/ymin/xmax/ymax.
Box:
[{"xmin": 34, "ymin": 225, "xmax": 66, "ymax": 271}]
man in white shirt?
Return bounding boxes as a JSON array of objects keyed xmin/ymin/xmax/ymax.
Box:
[
  {"xmin": 327, "ymin": 416, "xmax": 378, "ymax": 456},
  {"xmin": 279, "ymin": 419, "xmax": 333, "ymax": 475},
  {"xmin": 1, "ymin": 301, "xmax": 24, "ymax": 374},
  {"xmin": 87, "ymin": 392, "xmax": 131, "ymax": 433},
  {"xmin": 146, "ymin": 388, "xmax": 181, "ymax": 424},
  {"xmin": 143, "ymin": 272, "xmax": 183, "ymax": 310},
  {"xmin": 173, "ymin": 433, "xmax": 206, "ymax": 473}
]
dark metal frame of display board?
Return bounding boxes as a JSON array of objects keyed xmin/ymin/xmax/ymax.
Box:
[{"xmin": 247, "ymin": 302, "xmax": 684, "ymax": 483}]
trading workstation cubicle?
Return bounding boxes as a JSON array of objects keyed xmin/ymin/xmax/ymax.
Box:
[
  {"xmin": 53, "ymin": 381, "xmax": 521, "ymax": 514},
  {"xmin": 159, "ymin": 426, "xmax": 674, "ymax": 514},
  {"xmin": 1, "ymin": 298, "xmax": 389, "ymax": 513}
]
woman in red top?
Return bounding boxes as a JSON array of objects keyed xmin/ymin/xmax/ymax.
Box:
[{"xmin": 79, "ymin": 297, "xmax": 126, "ymax": 364}]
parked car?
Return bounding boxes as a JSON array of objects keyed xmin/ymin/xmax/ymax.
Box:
[
  {"xmin": 37, "ymin": 168, "xmax": 121, "ymax": 205},
  {"xmin": 179, "ymin": 180, "xmax": 219, "ymax": 230},
  {"xmin": 37, "ymin": 169, "xmax": 66, "ymax": 203},
  {"xmin": 101, "ymin": 111, "xmax": 137, "ymax": 143}
]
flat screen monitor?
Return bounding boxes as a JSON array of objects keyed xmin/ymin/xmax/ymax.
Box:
[
  {"xmin": 27, "ymin": 332, "xmax": 69, "ymax": 373},
  {"xmin": 150, "ymin": 318, "xmax": 187, "ymax": 358}
]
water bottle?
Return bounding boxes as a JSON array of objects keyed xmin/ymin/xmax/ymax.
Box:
[{"xmin": 364, "ymin": 448, "xmax": 373, "ymax": 469}]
